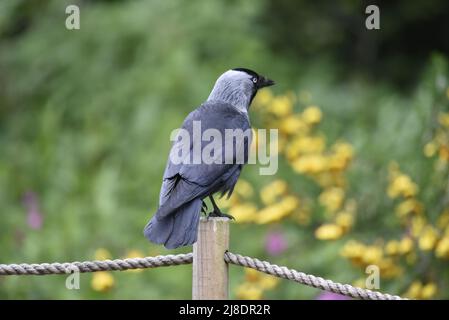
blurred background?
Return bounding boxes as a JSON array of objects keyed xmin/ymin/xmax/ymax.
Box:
[{"xmin": 1, "ymin": 0, "xmax": 449, "ymax": 299}]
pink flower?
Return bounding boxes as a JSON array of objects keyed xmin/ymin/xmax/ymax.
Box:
[
  {"xmin": 316, "ymin": 292, "xmax": 351, "ymax": 300},
  {"xmin": 23, "ymin": 192, "xmax": 43, "ymax": 230},
  {"xmin": 265, "ymin": 231, "xmax": 287, "ymax": 256}
]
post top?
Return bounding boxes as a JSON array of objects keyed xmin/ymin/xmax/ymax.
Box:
[{"xmin": 199, "ymin": 217, "xmax": 231, "ymax": 222}]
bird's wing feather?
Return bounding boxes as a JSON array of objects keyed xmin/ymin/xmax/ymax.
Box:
[{"xmin": 157, "ymin": 101, "xmax": 251, "ymax": 214}]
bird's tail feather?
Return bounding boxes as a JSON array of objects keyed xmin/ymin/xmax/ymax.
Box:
[{"xmin": 143, "ymin": 199, "xmax": 202, "ymax": 249}]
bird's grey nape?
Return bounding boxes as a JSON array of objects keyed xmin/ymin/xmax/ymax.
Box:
[{"xmin": 207, "ymin": 70, "xmax": 255, "ymax": 113}]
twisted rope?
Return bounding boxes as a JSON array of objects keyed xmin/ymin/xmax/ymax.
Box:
[
  {"xmin": 0, "ymin": 253, "xmax": 192, "ymax": 275},
  {"xmin": 225, "ymin": 252, "xmax": 406, "ymax": 300},
  {"xmin": 0, "ymin": 251, "xmax": 406, "ymax": 300}
]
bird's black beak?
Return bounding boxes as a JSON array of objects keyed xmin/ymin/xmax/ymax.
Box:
[{"xmin": 258, "ymin": 76, "xmax": 275, "ymax": 89}]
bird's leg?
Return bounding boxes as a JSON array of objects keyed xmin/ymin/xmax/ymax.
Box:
[
  {"xmin": 201, "ymin": 201, "xmax": 208, "ymax": 216},
  {"xmin": 208, "ymin": 195, "xmax": 235, "ymax": 220}
]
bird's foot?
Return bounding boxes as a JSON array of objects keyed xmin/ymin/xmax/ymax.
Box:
[{"xmin": 208, "ymin": 210, "xmax": 235, "ymax": 220}]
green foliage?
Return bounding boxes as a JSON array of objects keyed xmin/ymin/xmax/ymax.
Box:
[{"xmin": 261, "ymin": 0, "xmax": 449, "ymax": 86}]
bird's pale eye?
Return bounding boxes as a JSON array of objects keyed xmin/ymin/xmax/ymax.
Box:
[{"xmin": 252, "ymin": 77, "xmax": 258, "ymax": 84}]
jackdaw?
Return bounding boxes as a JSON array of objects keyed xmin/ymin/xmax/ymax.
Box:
[{"xmin": 144, "ymin": 68, "xmax": 274, "ymax": 249}]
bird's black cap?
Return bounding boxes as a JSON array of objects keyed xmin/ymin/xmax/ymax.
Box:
[
  {"xmin": 233, "ymin": 67, "xmax": 260, "ymax": 78},
  {"xmin": 232, "ymin": 67, "xmax": 275, "ymax": 88}
]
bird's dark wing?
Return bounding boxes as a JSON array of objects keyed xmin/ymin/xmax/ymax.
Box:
[{"xmin": 157, "ymin": 101, "xmax": 251, "ymax": 216}]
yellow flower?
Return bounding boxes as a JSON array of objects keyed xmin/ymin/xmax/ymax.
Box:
[
  {"xmin": 301, "ymin": 106, "xmax": 322, "ymax": 125},
  {"xmin": 237, "ymin": 268, "xmax": 278, "ymax": 300},
  {"xmin": 341, "ymin": 240, "xmax": 366, "ymax": 265},
  {"xmin": 362, "ymin": 246, "xmax": 383, "ymax": 264},
  {"xmin": 341, "ymin": 240, "xmax": 364, "ymax": 256},
  {"xmin": 259, "ymin": 276, "xmax": 279, "ymax": 290},
  {"xmin": 327, "ymin": 142, "xmax": 354, "ymax": 171},
  {"xmin": 292, "ymin": 207, "xmax": 311, "ymax": 226},
  {"xmin": 279, "ymin": 195, "xmax": 300, "ymax": 212},
  {"xmin": 387, "ymin": 174, "xmax": 418, "ymax": 199},
  {"xmin": 268, "ymin": 95, "xmax": 293, "ymax": 117},
  {"xmin": 287, "ymin": 136, "xmax": 326, "ymax": 159},
  {"xmin": 398, "ymin": 237, "xmax": 414, "ymax": 255},
  {"xmin": 332, "ymin": 142, "xmax": 354, "ymax": 160},
  {"xmin": 236, "ymin": 283, "xmax": 263, "ymax": 300},
  {"xmin": 94, "ymin": 248, "xmax": 112, "ymax": 261},
  {"xmin": 378, "ymin": 258, "xmax": 402, "ymax": 278},
  {"xmin": 256, "ymin": 206, "xmax": 284, "ymax": 224},
  {"xmin": 245, "ymin": 268, "xmax": 261, "ymax": 282},
  {"xmin": 233, "ymin": 179, "xmax": 254, "ymax": 199},
  {"xmin": 91, "ymin": 272, "xmax": 114, "ymax": 292},
  {"xmin": 352, "ymin": 278, "xmax": 366, "ymax": 289},
  {"xmin": 277, "ymin": 135, "xmax": 287, "ymax": 153},
  {"xmin": 421, "ymin": 283, "xmax": 437, "ymax": 299},
  {"xmin": 256, "ymin": 195, "xmax": 299, "ymax": 224},
  {"xmin": 385, "ymin": 238, "xmax": 413, "ymax": 256},
  {"xmin": 424, "ymin": 142, "xmax": 438, "ymax": 157},
  {"xmin": 319, "ymin": 187, "xmax": 345, "ymax": 213},
  {"xmin": 315, "ymin": 224, "xmax": 344, "ymax": 240},
  {"xmin": 395, "ymin": 199, "xmax": 423, "ymax": 218},
  {"xmin": 254, "ymin": 89, "xmax": 273, "ymax": 108},
  {"xmin": 437, "ymin": 209, "xmax": 449, "ymax": 229},
  {"xmin": 404, "ymin": 281, "xmax": 437, "ymax": 299},
  {"xmin": 312, "ymin": 172, "xmax": 344, "ymax": 188},
  {"xmin": 229, "ymin": 203, "xmax": 258, "ymax": 223},
  {"xmin": 404, "ymin": 281, "xmax": 422, "ymax": 299},
  {"xmin": 243, "ymin": 268, "xmax": 278, "ymax": 290},
  {"xmin": 280, "ymin": 115, "xmax": 307, "ymax": 135},
  {"xmin": 418, "ymin": 226, "xmax": 439, "ymax": 251},
  {"xmin": 125, "ymin": 250, "xmax": 144, "ymax": 258},
  {"xmin": 299, "ymin": 136, "xmax": 326, "ymax": 154},
  {"xmin": 292, "ymin": 154, "xmax": 327, "ymax": 174},
  {"xmin": 260, "ymin": 180, "xmax": 288, "ymax": 205},
  {"xmin": 435, "ymin": 236, "xmax": 449, "ymax": 259},
  {"xmin": 438, "ymin": 112, "xmax": 449, "ymax": 128},
  {"xmin": 410, "ymin": 216, "xmax": 426, "ymax": 238},
  {"xmin": 385, "ymin": 240, "xmax": 400, "ymax": 255},
  {"xmin": 335, "ymin": 211, "xmax": 354, "ymax": 231},
  {"xmin": 440, "ymin": 145, "xmax": 449, "ymax": 162}
]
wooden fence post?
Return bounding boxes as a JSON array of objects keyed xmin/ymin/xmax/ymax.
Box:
[{"xmin": 192, "ymin": 217, "xmax": 230, "ymax": 300}]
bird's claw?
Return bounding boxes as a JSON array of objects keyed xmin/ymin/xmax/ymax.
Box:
[
  {"xmin": 208, "ymin": 210, "xmax": 235, "ymax": 220},
  {"xmin": 201, "ymin": 201, "xmax": 209, "ymax": 215}
]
